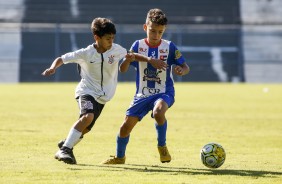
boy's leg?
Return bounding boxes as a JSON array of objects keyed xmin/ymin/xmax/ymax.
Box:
[
  {"xmin": 56, "ymin": 126, "xmax": 90, "ymax": 164},
  {"xmin": 55, "ymin": 114, "xmax": 93, "ymax": 164},
  {"xmin": 153, "ymin": 99, "xmax": 169, "ymax": 146},
  {"xmin": 155, "ymin": 121, "xmax": 167, "ymax": 147},
  {"xmin": 116, "ymin": 135, "xmax": 130, "ymax": 159},
  {"xmin": 153, "ymin": 99, "xmax": 171, "ymax": 163},
  {"xmin": 101, "ymin": 135, "xmax": 129, "ymax": 165},
  {"xmin": 155, "ymin": 120, "xmax": 171, "ymax": 163},
  {"xmin": 102, "ymin": 116, "xmax": 139, "ymax": 164},
  {"xmin": 63, "ymin": 127, "xmax": 83, "ymax": 148},
  {"xmin": 55, "ymin": 95, "xmax": 104, "ymax": 164}
]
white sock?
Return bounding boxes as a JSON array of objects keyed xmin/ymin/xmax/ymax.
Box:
[
  {"xmin": 63, "ymin": 128, "xmax": 82, "ymax": 149},
  {"xmin": 73, "ymin": 137, "xmax": 82, "ymax": 147}
]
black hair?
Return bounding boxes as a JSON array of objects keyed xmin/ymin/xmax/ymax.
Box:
[{"xmin": 91, "ymin": 17, "xmax": 116, "ymax": 37}]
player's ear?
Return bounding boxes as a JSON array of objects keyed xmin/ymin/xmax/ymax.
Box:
[
  {"xmin": 143, "ymin": 24, "xmax": 147, "ymax": 32},
  {"xmin": 94, "ymin": 34, "xmax": 99, "ymax": 41}
]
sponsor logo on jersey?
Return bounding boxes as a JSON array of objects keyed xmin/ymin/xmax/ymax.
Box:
[
  {"xmin": 159, "ymin": 49, "xmax": 168, "ymax": 53},
  {"xmin": 142, "ymin": 87, "xmax": 161, "ymax": 95},
  {"xmin": 160, "ymin": 55, "xmax": 167, "ymax": 61},
  {"xmin": 142, "ymin": 68, "xmax": 162, "ymax": 84},
  {"xmin": 139, "ymin": 47, "xmax": 147, "ymax": 53}
]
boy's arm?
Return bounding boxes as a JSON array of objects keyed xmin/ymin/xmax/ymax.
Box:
[
  {"xmin": 173, "ymin": 62, "xmax": 190, "ymax": 76},
  {"xmin": 119, "ymin": 52, "xmax": 168, "ymax": 73},
  {"xmin": 41, "ymin": 57, "xmax": 64, "ymax": 76},
  {"xmin": 134, "ymin": 53, "xmax": 168, "ymax": 70},
  {"xmin": 119, "ymin": 57, "xmax": 132, "ymax": 73}
]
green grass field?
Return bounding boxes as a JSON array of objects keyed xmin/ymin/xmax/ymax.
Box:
[{"xmin": 0, "ymin": 82, "xmax": 281, "ymax": 184}]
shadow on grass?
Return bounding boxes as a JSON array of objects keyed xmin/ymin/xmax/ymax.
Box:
[{"xmin": 73, "ymin": 164, "xmax": 282, "ymax": 178}]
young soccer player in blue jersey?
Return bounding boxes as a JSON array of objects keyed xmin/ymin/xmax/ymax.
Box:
[
  {"xmin": 42, "ymin": 17, "xmax": 167, "ymax": 165},
  {"xmin": 102, "ymin": 8, "xmax": 190, "ymax": 164}
]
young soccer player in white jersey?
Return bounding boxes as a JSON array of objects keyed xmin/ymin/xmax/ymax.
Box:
[
  {"xmin": 42, "ymin": 17, "xmax": 167, "ymax": 165},
  {"xmin": 102, "ymin": 8, "xmax": 190, "ymax": 164}
]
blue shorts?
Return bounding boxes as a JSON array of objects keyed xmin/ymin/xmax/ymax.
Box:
[{"xmin": 126, "ymin": 93, "xmax": 175, "ymax": 121}]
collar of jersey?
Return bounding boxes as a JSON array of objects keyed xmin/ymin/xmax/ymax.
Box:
[{"xmin": 144, "ymin": 38, "xmax": 162, "ymax": 48}]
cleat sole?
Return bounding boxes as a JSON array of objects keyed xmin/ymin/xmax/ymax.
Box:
[
  {"xmin": 59, "ymin": 157, "xmax": 76, "ymax": 165},
  {"xmin": 161, "ymin": 160, "xmax": 171, "ymax": 163}
]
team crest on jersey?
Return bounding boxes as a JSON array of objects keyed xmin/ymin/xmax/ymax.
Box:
[
  {"xmin": 175, "ymin": 50, "xmax": 182, "ymax": 60},
  {"xmin": 151, "ymin": 51, "xmax": 156, "ymax": 58},
  {"xmin": 108, "ymin": 55, "xmax": 114, "ymax": 64},
  {"xmin": 142, "ymin": 68, "xmax": 162, "ymax": 84}
]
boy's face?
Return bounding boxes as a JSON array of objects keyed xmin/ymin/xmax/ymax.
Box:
[
  {"xmin": 95, "ymin": 33, "xmax": 115, "ymax": 51},
  {"xmin": 144, "ymin": 21, "xmax": 166, "ymax": 46}
]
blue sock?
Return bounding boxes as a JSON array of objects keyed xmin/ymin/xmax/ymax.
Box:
[
  {"xmin": 155, "ymin": 121, "xmax": 167, "ymax": 146},
  {"xmin": 116, "ymin": 135, "xmax": 129, "ymax": 158}
]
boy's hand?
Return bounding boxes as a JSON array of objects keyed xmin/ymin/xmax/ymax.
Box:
[
  {"xmin": 125, "ymin": 53, "xmax": 135, "ymax": 62},
  {"xmin": 173, "ymin": 65, "xmax": 184, "ymax": 76},
  {"xmin": 149, "ymin": 58, "xmax": 168, "ymax": 71},
  {"xmin": 42, "ymin": 68, "xmax": 55, "ymax": 76}
]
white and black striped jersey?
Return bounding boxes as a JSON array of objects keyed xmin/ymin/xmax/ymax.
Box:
[{"xmin": 62, "ymin": 43, "xmax": 127, "ymax": 104}]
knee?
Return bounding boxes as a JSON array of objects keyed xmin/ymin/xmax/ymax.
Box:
[
  {"xmin": 153, "ymin": 109, "xmax": 165, "ymax": 122},
  {"xmin": 81, "ymin": 113, "xmax": 94, "ymax": 126}
]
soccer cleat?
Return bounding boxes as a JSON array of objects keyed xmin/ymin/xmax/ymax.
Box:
[
  {"xmin": 158, "ymin": 145, "xmax": 171, "ymax": 163},
  {"xmin": 54, "ymin": 146, "xmax": 77, "ymax": 164},
  {"xmin": 58, "ymin": 139, "xmax": 65, "ymax": 149},
  {"xmin": 101, "ymin": 156, "xmax": 126, "ymax": 164},
  {"xmin": 56, "ymin": 139, "xmax": 77, "ymax": 164}
]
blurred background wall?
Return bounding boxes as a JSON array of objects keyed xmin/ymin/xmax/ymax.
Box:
[
  {"xmin": 0, "ymin": 0, "xmax": 281, "ymax": 83},
  {"xmin": 240, "ymin": 0, "xmax": 282, "ymax": 83}
]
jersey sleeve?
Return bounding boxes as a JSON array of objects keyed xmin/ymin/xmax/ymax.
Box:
[
  {"xmin": 61, "ymin": 47, "xmax": 88, "ymax": 64},
  {"xmin": 115, "ymin": 44, "xmax": 127, "ymax": 61},
  {"xmin": 169, "ymin": 42, "xmax": 185, "ymax": 65}
]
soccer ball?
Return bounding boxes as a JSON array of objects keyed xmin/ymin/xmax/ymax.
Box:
[{"xmin": 200, "ymin": 142, "xmax": 226, "ymax": 169}]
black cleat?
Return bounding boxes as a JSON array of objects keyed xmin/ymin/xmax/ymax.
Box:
[
  {"xmin": 58, "ymin": 139, "xmax": 65, "ymax": 149},
  {"xmin": 56, "ymin": 139, "xmax": 77, "ymax": 164},
  {"xmin": 55, "ymin": 146, "xmax": 77, "ymax": 164}
]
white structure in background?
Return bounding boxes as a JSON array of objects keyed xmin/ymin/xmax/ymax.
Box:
[
  {"xmin": 210, "ymin": 48, "xmax": 228, "ymax": 82},
  {"xmin": 0, "ymin": 27, "xmax": 21, "ymax": 83},
  {"xmin": 0, "ymin": 0, "xmax": 24, "ymax": 83},
  {"xmin": 0, "ymin": 0, "xmax": 24, "ymax": 21},
  {"xmin": 241, "ymin": 0, "xmax": 282, "ymax": 83},
  {"xmin": 70, "ymin": 0, "xmax": 79, "ymax": 18},
  {"xmin": 178, "ymin": 46, "xmax": 238, "ymax": 82}
]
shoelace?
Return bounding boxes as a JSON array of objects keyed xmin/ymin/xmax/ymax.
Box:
[{"xmin": 61, "ymin": 147, "xmax": 72, "ymax": 154}]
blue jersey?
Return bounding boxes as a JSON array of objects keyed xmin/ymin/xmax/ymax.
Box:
[{"xmin": 130, "ymin": 38, "xmax": 185, "ymax": 98}]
